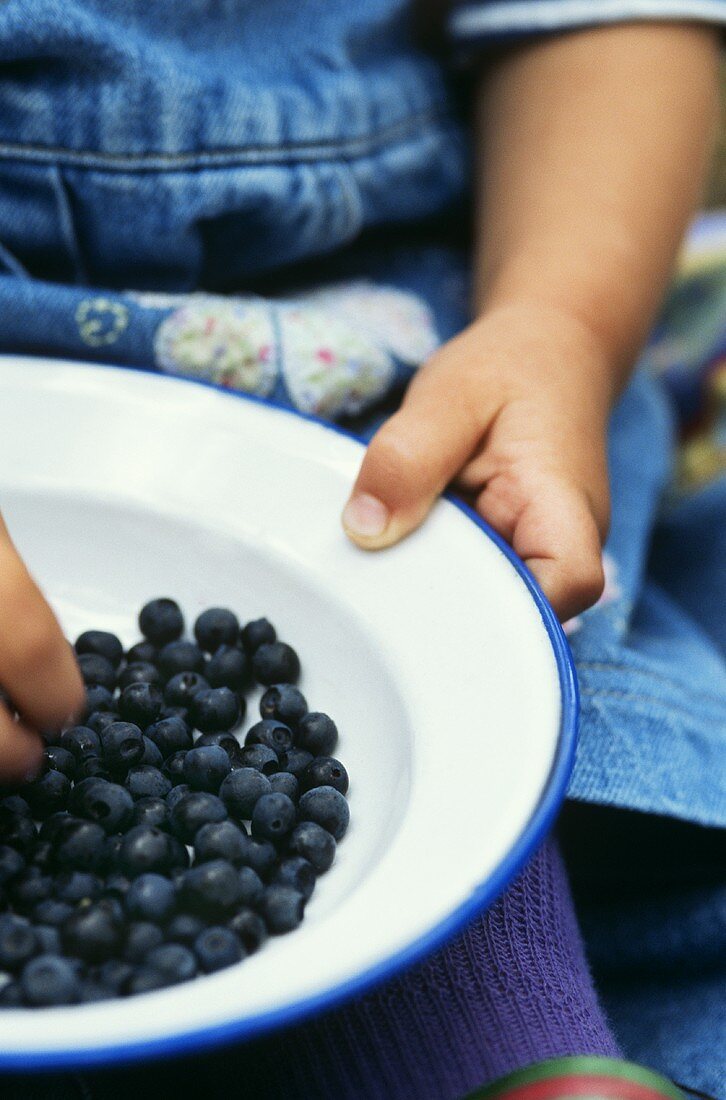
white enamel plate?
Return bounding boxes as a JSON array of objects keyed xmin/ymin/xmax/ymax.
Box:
[{"xmin": 0, "ymin": 357, "xmax": 577, "ymax": 1069}]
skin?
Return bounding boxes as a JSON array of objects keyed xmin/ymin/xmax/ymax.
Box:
[{"xmin": 0, "ymin": 23, "xmax": 719, "ymax": 781}]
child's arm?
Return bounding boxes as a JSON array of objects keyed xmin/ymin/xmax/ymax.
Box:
[
  {"xmin": 343, "ymin": 22, "xmax": 719, "ymax": 621},
  {"xmin": 0, "ymin": 515, "xmax": 84, "ymax": 780}
]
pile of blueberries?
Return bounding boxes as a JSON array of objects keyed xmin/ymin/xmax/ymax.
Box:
[{"xmin": 0, "ymin": 599, "xmax": 349, "ymax": 1007}]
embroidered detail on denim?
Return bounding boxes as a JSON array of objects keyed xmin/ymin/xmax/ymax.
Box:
[
  {"xmin": 76, "ymin": 298, "xmax": 129, "ymax": 346},
  {"xmin": 154, "ymin": 297, "xmax": 278, "ymax": 396}
]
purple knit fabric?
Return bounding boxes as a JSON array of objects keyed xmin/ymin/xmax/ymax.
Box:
[{"xmin": 212, "ymin": 837, "xmax": 620, "ymax": 1099}]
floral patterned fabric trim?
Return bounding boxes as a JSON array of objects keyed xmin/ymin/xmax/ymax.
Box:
[{"xmin": 465, "ymin": 1057, "xmax": 684, "ymax": 1100}]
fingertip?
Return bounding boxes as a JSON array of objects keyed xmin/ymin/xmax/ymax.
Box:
[{"xmin": 342, "ymin": 493, "xmax": 390, "ymax": 545}]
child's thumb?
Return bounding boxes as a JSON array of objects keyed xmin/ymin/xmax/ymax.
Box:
[{"xmin": 341, "ymin": 395, "xmax": 481, "ymax": 550}]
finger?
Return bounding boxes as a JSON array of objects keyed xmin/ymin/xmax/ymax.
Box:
[
  {"xmin": 342, "ymin": 377, "xmax": 488, "ymax": 549},
  {"xmin": 0, "ymin": 516, "xmax": 85, "ymax": 736},
  {"xmin": 0, "ymin": 704, "xmax": 44, "ymax": 784},
  {"xmin": 476, "ymin": 476, "xmax": 605, "ymax": 621}
]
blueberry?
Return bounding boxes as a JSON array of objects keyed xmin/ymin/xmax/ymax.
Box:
[
  {"xmin": 118, "ymin": 661, "xmax": 162, "ymax": 690},
  {"xmin": 60, "ymin": 726, "xmax": 101, "ymax": 761},
  {"xmin": 288, "ymin": 821, "xmax": 336, "ymax": 874},
  {"xmin": 219, "ymin": 768, "xmax": 271, "ymax": 820},
  {"xmin": 240, "ymin": 744, "xmax": 279, "ymax": 775},
  {"xmin": 0, "ymin": 914, "xmax": 38, "ymax": 970},
  {"xmin": 118, "ymin": 826, "xmax": 175, "ymax": 877},
  {"xmin": 100, "ymin": 721, "xmax": 145, "ymax": 776},
  {"xmin": 21, "ymin": 954, "xmax": 81, "ymax": 1006},
  {"xmin": 259, "ymin": 684, "xmax": 308, "ymax": 726},
  {"xmin": 147, "ymin": 715, "xmax": 193, "ymax": 758},
  {"xmin": 240, "ymin": 617, "xmax": 276, "ymax": 654},
  {"xmin": 179, "ymin": 860, "xmax": 243, "ymax": 918},
  {"xmin": 164, "ymin": 671, "xmax": 210, "ymax": 709},
  {"xmin": 157, "ymin": 640, "xmax": 206, "ymax": 680},
  {"xmin": 55, "ymin": 872, "xmax": 103, "ymax": 904},
  {"xmin": 0, "ymin": 846, "xmax": 24, "ymax": 886},
  {"xmin": 0, "ymin": 795, "xmax": 30, "ymax": 817},
  {"xmin": 237, "ymin": 866, "xmax": 264, "ymax": 908},
  {"xmin": 86, "ymin": 710, "xmax": 121, "ymax": 737},
  {"xmin": 143, "ymin": 943, "xmax": 197, "ymax": 985},
  {"xmin": 55, "ymin": 820, "xmax": 107, "ymax": 872},
  {"xmin": 77, "ymin": 653, "xmax": 116, "ymax": 691},
  {"xmin": 83, "ymin": 685, "xmax": 116, "ymax": 716},
  {"xmin": 300, "ymin": 757, "xmax": 349, "ymax": 796},
  {"xmin": 183, "ymin": 746, "xmax": 230, "ymax": 793},
  {"xmin": 273, "ymin": 857, "xmax": 316, "ymax": 901},
  {"xmin": 165, "ymin": 784, "xmax": 191, "ymax": 813},
  {"xmin": 70, "ymin": 778, "xmax": 134, "ymax": 834},
  {"xmin": 140, "ymin": 736, "xmax": 164, "ymax": 768},
  {"xmin": 125, "ymin": 967, "xmax": 171, "ymax": 995},
  {"xmin": 125, "ymin": 873, "xmax": 176, "ymax": 924},
  {"xmin": 0, "ymin": 809, "xmax": 37, "ymax": 857},
  {"xmin": 32, "ymin": 899, "xmax": 73, "ymax": 927},
  {"xmin": 119, "ymin": 682, "xmax": 163, "ymax": 729},
  {"xmin": 205, "ymin": 645, "xmax": 249, "ymax": 692},
  {"xmin": 194, "ymin": 926, "xmax": 243, "ymax": 973},
  {"xmin": 126, "ymin": 640, "xmax": 158, "ymax": 665},
  {"xmin": 267, "ymin": 772, "xmax": 299, "ymax": 801},
  {"xmin": 165, "ymin": 912, "xmax": 207, "ymax": 947},
  {"xmin": 23, "ymin": 769, "xmax": 71, "ymax": 816},
  {"xmin": 75, "ymin": 630, "xmax": 124, "ymax": 670},
  {"xmin": 252, "ymin": 642, "xmax": 300, "ymax": 686},
  {"xmin": 191, "ymin": 688, "xmax": 241, "ymax": 733},
  {"xmin": 44, "ymin": 745, "xmax": 77, "ymax": 781},
  {"xmin": 130, "ymin": 797, "xmax": 170, "ymax": 832},
  {"xmin": 194, "ymin": 820, "xmax": 247, "ymax": 865},
  {"xmin": 138, "ymin": 598, "xmax": 184, "ymax": 647},
  {"xmin": 227, "ymin": 908, "xmax": 267, "ymax": 954},
  {"xmin": 260, "ymin": 885, "xmax": 305, "ymax": 934},
  {"xmin": 194, "ymin": 731, "xmax": 244, "ymax": 766},
  {"xmin": 8, "ymin": 869, "xmax": 53, "ymax": 913},
  {"xmin": 251, "ymin": 793, "xmax": 296, "ymax": 842},
  {"xmin": 123, "ymin": 921, "xmax": 165, "ymax": 963},
  {"xmin": 278, "ymin": 747, "xmax": 313, "ymax": 779},
  {"xmin": 298, "ymin": 786, "xmax": 349, "ymax": 841},
  {"xmin": 126, "ymin": 766, "xmax": 172, "ymax": 801},
  {"xmin": 238, "ymin": 837, "xmax": 277, "ymax": 881},
  {"xmin": 35, "ymin": 925, "xmax": 62, "ymax": 955},
  {"xmin": 96, "ymin": 959, "xmax": 134, "ymax": 993},
  {"xmin": 170, "ymin": 791, "xmax": 228, "ymax": 844},
  {"xmin": 61, "ymin": 902, "xmax": 123, "ymax": 963},
  {"xmin": 162, "ymin": 750, "xmax": 189, "ymax": 786},
  {"xmin": 194, "ymin": 608, "xmax": 240, "ymax": 653},
  {"xmin": 296, "ymin": 712, "xmax": 338, "ymax": 757},
  {"xmin": 245, "ymin": 719, "xmax": 294, "ymax": 755}
]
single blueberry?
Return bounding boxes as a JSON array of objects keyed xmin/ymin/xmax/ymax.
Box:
[
  {"xmin": 130, "ymin": 797, "xmax": 171, "ymax": 832},
  {"xmin": 191, "ymin": 688, "xmax": 241, "ymax": 734},
  {"xmin": 75, "ymin": 630, "xmax": 124, "ymax": 670},
  {"xmin": 194, "ymin": 926, "xmax": 243, "ymax": 973},
  {"xmin": 126, "ymin": 640, "xmax": 158, "ymax": 665},
  {"xmin": 205, "ymin": 645, "xmax": 249, "ymax": 692},
  {"xmin": 143, "ymin": 942, "xmax": 197, "ymax": 985},
  {"xmin": 54, "ymin": 820, "xmax": 107, "ymax": 872},
  {"xmin": 119, "ymin": 682, "xmax": 163, "ymax": 729},
  {"xmin": 61, "ymin": 903, "xmax": 123, "ymax": 963},
  {"xmin": 0, "ymin": 914, "xmax": 38, "ymax": 971},
  {"xmin": 146, "ymin": 716, "xmax": 192, "ymax": 758},
  {"xmin": 179, "ymin": 860, "xmax": 243, "ymax": 918},
  {"xmin": 34, "ymin": 925, "xmax": 62, "ymax": 956},
  {"xmin": 300, "ymin": 757, "xmax": 349, "ymax": 796},
  {"xmin": 260, "ymin": 884, "xmax": 305, "ymax": 934},
  {"xmin": 125, "ymin": 873, "xmax": 176, "ymax": 924},
  {"xmin": 126, "ymin": 765, "xmax": 172, "ymax": 801},
  {"xmin": 83, "ymin": 685, "xmax": 116, "ymax": 717},
  {"xmin": 118, "ymin": 825, "xmax": 175, "ymax": 877},
  {"xmin": 70, "ymin": 778, "xmax": 134, "ymax": 834},
  {"xmin": 268, "ymin": 772, "xmax": 299, "ymax": 802},
  {"xmin": 123, "ymin": 920, "xmax": 165, "ymax": 963},
  {"xmin": 227, "ymin": 908, "xmax": 267, "ymax": 954},
  {"xmin": 170, "ymin": 791, "xmax": 228, "ymax": 844},
  {"xmin": 245, "ymin": 719, "xmax": 293, "ymax": 755},
  {"xmin": 273, "ymin": 856, "xmax": 316, "ymax": 901},
  {"xmin": 240, "ymin": 617, "xmax": 276, "ymax": 654},
  {"xmin": 44, "ymin": 745, "xmax": 77, "ymax": 781},
  {"xmin": 298, "ymin": 786, "xmax": 349, "ymax": 841},
  {"xmin": 138, "ymin": 598, "xmax": 184, "ymax": 647},
  {"xmin": 259, "ymin": 684, "xmax": 308, "ymax": 727},
  {"xmin": 164, "ymin": 671, "xmax": 210, "ymax": 709},
  {"xmin": 251, "ymin": 793, "xmax": 296, "ymax": 842},
  {"xmin": 100, "ymin": 721, "xmax": 145, "ymax": 776},
  {"xmin": 252, "ymin": 642, "xmax": 300, "ymax": 686},
  {"xmin": 77, "ymin": 653, "xmax": 116, "ymax": 691},
  {"xmin": 295, "ymin": 712, "xmax": 338, "ymax": 757},
  {"xmin": 278, "ymin": 747, "xmax": 313, "ymax": 779},
  {"xmin": 21, "ymin": 954, "xmax": 81, "ymax": 1006},
  {"xmin": 23, "ymin": 769, "xmax": 71, "ymax": 817},
  {"xmin": 288, "ymin": 821, "xmax": 336, "ymax": 874},
  {"xmin": 183, "ymin": 746, "xmax": 230, "ymax": 793},
  {"xmin": 60, "ymin": 726, "xmax": 101, "ymax": 762},
  {"xmin": 194, "ymin": 608, "xmax": 240, "ymax": 653},
  {"xmin": 219, "ymin": 768, "xmax": 271, "ymax": 820},
  {"xmin": 157, "ymin": 640, "xmax": 206, "ymax": 680},
  {"xmin": 165, "ymin": 912, "xmax": 207, "ymax": 947},
  {"xmin": 193, "ymin": 820, "xmax": 247, "ymax": 865},
  {"xmin": 118, "ymin": 661, "xmax": 162, "ymax": 691},
  {"xmin": 239, "ymin": 744, "xmax": 279, "ymax": 775}
]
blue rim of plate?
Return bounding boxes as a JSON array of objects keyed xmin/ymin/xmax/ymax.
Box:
[{"xmin": 0, "ymin": 360, "xmax": 579, "ymax": 1072}]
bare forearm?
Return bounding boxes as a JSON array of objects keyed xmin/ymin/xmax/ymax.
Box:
[{"xmin": 473, "ymin": 23, "xmax": 720, "ymax": 398}]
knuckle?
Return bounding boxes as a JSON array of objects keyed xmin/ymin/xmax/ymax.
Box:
[{"xmin": 367, "ymin": 420, "xmax": 423, "ymax": 479}]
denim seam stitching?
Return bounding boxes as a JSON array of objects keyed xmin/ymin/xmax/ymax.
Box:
[{"xmin": 577, "ymin": 660, "xmax": 726, "ymax": 707}]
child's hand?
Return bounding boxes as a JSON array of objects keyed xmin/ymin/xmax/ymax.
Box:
[
  {"xmin": 0, "ymin": 514, "xmax": 84, "ymax": 782},
  {"xmin": 342, "ymin": 303, "xmax": 611, "ymax": 622}
]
